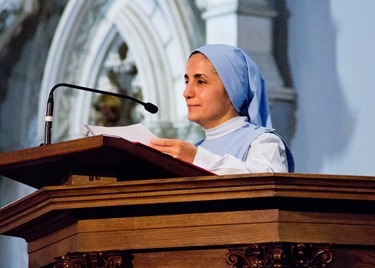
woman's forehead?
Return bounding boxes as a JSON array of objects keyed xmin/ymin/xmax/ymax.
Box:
[{"xmin": 186, "ymin": 53, "xmax": 217, "ymax": 75}]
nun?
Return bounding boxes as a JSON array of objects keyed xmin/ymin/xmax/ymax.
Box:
[{"xmin": 149, "ymin": 44, "xmax": 294, "ymax": 174}]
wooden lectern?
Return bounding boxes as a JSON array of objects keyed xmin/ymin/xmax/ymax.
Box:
[{"xmin": 0, "ymin": 136, "xmax": 374, "ymax": 267}]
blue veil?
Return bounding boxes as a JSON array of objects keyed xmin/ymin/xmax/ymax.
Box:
[{"xmin": 193, "ymin": 44, "xmax": 272, "ymax": 128}]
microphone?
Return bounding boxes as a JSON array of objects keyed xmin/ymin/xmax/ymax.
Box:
[{"xmin": 43, "ymin": 82, "xmax": 158, "ymax": 145}]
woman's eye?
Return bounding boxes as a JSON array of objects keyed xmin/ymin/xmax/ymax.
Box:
[{"xmin": 197, "ymin": 80, "xmax": 205, "ymax": 84}]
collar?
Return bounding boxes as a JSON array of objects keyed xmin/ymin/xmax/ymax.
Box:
[{"xmin": 205, "ymin": 116, "xmax": 248, "ymax": 140}]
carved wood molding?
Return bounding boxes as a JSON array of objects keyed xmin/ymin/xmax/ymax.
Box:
[
  {"xmin": 226, "ymin": 243, "xmax": 333, "ymax": 268},
  {"xmin": 53, "ymin": 250, "xmax": 134, "ymax": 268}
]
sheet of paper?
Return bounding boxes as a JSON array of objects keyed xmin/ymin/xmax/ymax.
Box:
[{"xmin": 83, "ymin": 123, "xmax": 158, "ymax": 145}]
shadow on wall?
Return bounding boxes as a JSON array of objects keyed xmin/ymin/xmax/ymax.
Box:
[{"xmin": 288, "ymin": 0, "xmax": 355, "ymax": 173}]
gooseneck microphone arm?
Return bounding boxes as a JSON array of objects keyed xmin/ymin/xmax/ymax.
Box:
[{"xmin": 43, "ymin": 82, "xmax": 158, "ymax": 145}]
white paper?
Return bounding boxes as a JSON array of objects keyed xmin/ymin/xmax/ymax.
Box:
[{"xmin": 83, "ymin": 123, "xmax": 158, "ymax": 145}]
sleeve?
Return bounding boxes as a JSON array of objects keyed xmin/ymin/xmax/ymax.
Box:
[{"xmin": 192, "ymin": 133, "xmax": 288, "ymax": 175}]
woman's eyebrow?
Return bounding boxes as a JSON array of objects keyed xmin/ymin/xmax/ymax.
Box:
[
  {"xmin": 184, "ymin": 73, "xmax": 208, "ymax": 79},
  {"xmin": 194, "ymin": 73, "xmax": 205, "ymax": 78}
]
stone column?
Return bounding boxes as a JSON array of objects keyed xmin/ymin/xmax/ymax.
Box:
[{"xmin": 195, "ymin": 0, "xmax": 296, "ymax": 142}]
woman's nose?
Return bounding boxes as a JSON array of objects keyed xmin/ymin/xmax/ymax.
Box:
[{"xmin": 183, "ymin": 83, "xmax": 194, "ymax": 99}]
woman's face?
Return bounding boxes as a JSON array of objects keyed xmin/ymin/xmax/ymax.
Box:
[{"xmin": 183, "ymin": 53, "xmax": 239, "ymax": 129}]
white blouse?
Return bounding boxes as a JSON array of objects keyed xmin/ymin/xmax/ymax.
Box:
[{"xmin": 192, "ymin": 117, "xmax": 288, "ymax": 175}]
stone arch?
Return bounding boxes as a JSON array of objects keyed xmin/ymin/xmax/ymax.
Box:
[{"xmin": 37, "ymin": 0, "xmax": 204, "ymax": 142}]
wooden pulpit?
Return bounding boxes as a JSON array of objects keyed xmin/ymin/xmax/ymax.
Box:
[{"xmin": 0, "ymin": 136, "xmax": 374, "ymax": 267}]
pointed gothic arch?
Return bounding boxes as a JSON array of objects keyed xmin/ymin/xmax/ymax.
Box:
[{"xmin": 37, "ymin": 0, "xmax": 204, "ymax": 142}]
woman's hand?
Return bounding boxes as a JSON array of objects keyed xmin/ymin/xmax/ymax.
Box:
[{"xmin": 148, "ymin": 138, "xmax": 197, "ymax": 163}]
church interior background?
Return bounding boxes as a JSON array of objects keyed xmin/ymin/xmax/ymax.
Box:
[{"xmin": 1, "ymin": 0, "xmax": 375, "ymax": 266}]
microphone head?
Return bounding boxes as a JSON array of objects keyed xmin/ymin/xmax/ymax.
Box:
[{"xmin": 144, "ymin": 102, "xmax": 158, "ymax": 114}]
